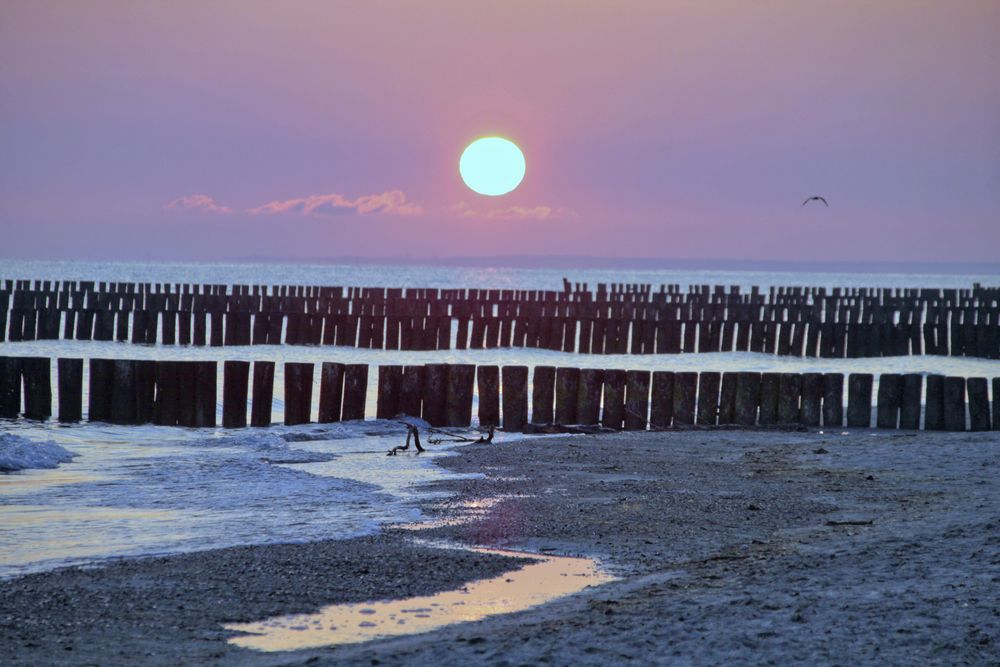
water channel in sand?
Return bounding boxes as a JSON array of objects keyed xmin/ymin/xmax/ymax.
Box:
[{"xmin": 225, "ymin": 545, "xmax": 615, "ymax": 651}]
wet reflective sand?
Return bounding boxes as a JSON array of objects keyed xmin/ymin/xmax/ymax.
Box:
[{"xmin": 226, "ymin": 547, "xmax": 614, "ymax": 651}]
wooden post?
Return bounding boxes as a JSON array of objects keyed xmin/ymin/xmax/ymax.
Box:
[
  {"xmin": 176, "ymin": 362, "xmax": 198, "ymax": 427},
  {"xmin": 223, "ymin": 360, "xmax": 250, "ymax": 428},
  {"xmin": 924, "ymin": 374, "xmax": 945, "ymax": 430},
  {"xmin": 992, "ymin": 378, "xmax": 1000, "ymax": 431},
  {"xmin": 847, "ymin": 373, "xmax": 873, "ymax": 428},
  {"xmin": 209, "ymin": 311, "xmax": 224, "ymax": 347},
  {"xmin": 283, "ymin": 362, "xmax": 314, "ymax": 425},
  {"xmin": 576, "ymin": 368, "xmax": 604, "ymax": 426},
  {"xmin": 601, "ymin": 369, "xmax": 626, "ymax": 429},
  {"xmin": 57, "ymin": 358, "xmax": 83, "ymax": 423},
  {"xmin": 89, "ymin": 358, "xmax": 115, "ymax": 423},
  {"xmin": 144, "ymin": 310, "xmax": 159, "ymax": 344},
  {"xmin": 195, "ymin": 361, "xmax": 217, "ymax": 427},
  {"xmin": 376, "ymin": 365, "xmax": 403, "ymax": 420},
  {"xmin": 110, "ymin": 359, "xmax": 137, "ymax": 424},
  {"xmin": 555, "ymin": 367, "xmax": 580, "ymax": 425},
  {"xmin": 625, "ymin": 370, "xmax": 651, "ymax": 430},
  {"xmin": 162, "ymin": 310, "xmax": 177, "ymax": 345},
  {"xmin": 454, "ymin": 318, "xmax": 469, "ymax": 350},
  {"xmin": 531, "ymin": 366, "xmax": 556, "ymax": 425},
  {"xmin": 130, "ymin": 309, "xmax": 146, "ymax": 344},
  {"xmin": 318, "ymin": 362, "xmax": 345, "ymax": 423},
  {"xmin": 267, "ymin": 313, "xmax": 284, "ymax": 345},
  {"xmin": 649, "ymin": 371, "xmax": 674, "ymax": 428},
  {"xmin": 695, "ymin": 372, "xmax": 720, "ymax": 426},
  {"xmin": 398, "ymin": 365, "xmax": 423, "ymax": 420},
  {"xmin": 875, "ymin": 373, "xmax": 902, "ymax": 429},
  {"xmin": 192, "ymin": 311, "xmax": 207, "ymax": 346},
  {"xmin": 501, "ymin": 366, "xmax": 528, "ymax": 432},
  {"xmin": 0, "ymin": 356, "xmax": 21, "ymax": 418},
  {"xmin": 717, "ymin": 372, "xmax": 737, "ymax": 425},
  {"xmin": 822, "ymin": 373, "xmax": 844, "ymax": 427},
  {"xmin": 477, "ymin": 365, "xmax": 500, "ymax": 427},
  {"xmin": 967, "ymin": 377, "xmax": 990, "ymax": 431},
  {"xmin": 422, "ymin": 364, "xmax": 448, "ymax": 426},
  {"xmin": 135, "ymin": 360, "xmax": 156, "ymax": 424},
  {"xmin": 64, "ymin": 309, "xmax": 77, "ymax": 341},
  {"xmin": 252, "ymin": 313, "xmax": 269, "ymax": 345},
  {"xmin": 250, "ymin": 361, "xmax": 275, "ymax": 427},
  {"xmin": 21, "ymin": 357, "xmax": 52, "ymax": 421},
  {"xmin": 231, "ymin": 313, "xmax": 251, "ymax": 346},
  {"xmin": 758, "ymin": 373, "xmax": 780, "ymax": 425},
  {"xmin": 152, "ymin": 361, "xmax": 180, "ymax": 426},
  {"xmin": 899, "ymin": 373, "xmax": 922, "ymax": 430},
  {"xmin": 943, "ymin": 376, "xmax": 966, "ymax": 431},
  {"xmin": 683, "ymin": 320, "xmax": 697, "ymax": 353},
  {"xmin": 178, "ymin": 311, "xmax": 191, "ymax": 346},
  {"xmin": 445, "ymin": 364, "xmax": 475, "ymax": 427},
  {"xmin": 341, "ymin": 364, "xmax": 369, "ymax": 421},
  {"xmin": 590, "ymin": 320, "xmax": 606, "ymax": 354},
  {"xmin": 734, "ymin": 372, "xmax": 760, "ymax": 426},
  {"xmin": 94, "ymin": 310, "xmax": 114, "ymax": 341},
  {"xmin": 469, "ymin": 317, "xmax": 486, "ymax": 350},
  {"xmin": 672, "ymin": 372, "xmax": 697, "ymax": 426},
  {"xmin": 799, "ymin": 373, "xmax": 823, "ymax": 427},
  {"xmin": 777, "ymin": 373, "xmax": 801, "ymax": 424}
]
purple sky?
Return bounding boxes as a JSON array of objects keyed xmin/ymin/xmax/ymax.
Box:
[{"xmin": 1, "ymin": 1, "xmax": 998, "ymax": 263}]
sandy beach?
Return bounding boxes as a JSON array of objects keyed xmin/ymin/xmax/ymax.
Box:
[{"xmin": 3, "ymin": 427, "xmax": 998, "ymax": 666}]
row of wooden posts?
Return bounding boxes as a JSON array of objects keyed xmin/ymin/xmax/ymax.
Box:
[
  {"xmin": 3, "ymin": 279, "xmax": 999, "ymax": 359},
  {"xmin": 5, "ymin": 278, "xmax": 998, "ymax": 306},
  {"xmin": 1, "ymin": 355, "xmax": 997, "ymax": 432},
  {"xmin": 4, "ymin": 283, "xmax": 998, "ymax": 326},
  {"xmin": 3, "ymin": 306, "xmax": 999, "ymax": 360}
]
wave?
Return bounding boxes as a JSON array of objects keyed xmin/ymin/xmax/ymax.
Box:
[{"xmin": 0, "ymin": 434, "xmax": 78, "ymax": 472}]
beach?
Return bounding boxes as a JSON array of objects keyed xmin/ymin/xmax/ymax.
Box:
[
  {"xmin": 4, "ymin": 1, "xmax": 1000, "ymax": 663},
  {"xmin": 3, "ymin": 427, "xmax": 997, "ymax": 666}
]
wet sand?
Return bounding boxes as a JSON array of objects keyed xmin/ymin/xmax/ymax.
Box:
[{"xmin": 2, "ymin": 428, "xmax": 998, "ymax": 665}]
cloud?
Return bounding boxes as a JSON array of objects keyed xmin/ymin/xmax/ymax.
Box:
[
  {"xmin": 452, "ymin": 202, "xmax": 577, "ymax": 220},
  {"xmin": 247, "ymin": 190, "xmax": 422, "ymax": 217},
  {"xmin": 165, "ymin": 194, "xmax": 233, "ymax": 214}
]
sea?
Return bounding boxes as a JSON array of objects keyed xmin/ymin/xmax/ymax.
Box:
[{"xmin": 2, "ymin": 259, "xmax": 999, "ymax": 579}]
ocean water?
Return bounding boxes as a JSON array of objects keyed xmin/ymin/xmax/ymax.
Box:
[{"xmin": 2, "ymin": 259, "xmax": 999, "ymax": 579}]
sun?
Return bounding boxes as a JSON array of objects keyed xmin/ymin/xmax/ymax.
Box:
[{"xmin": 459, "ymin": 137, "xmax": 525, "ymax": 196}]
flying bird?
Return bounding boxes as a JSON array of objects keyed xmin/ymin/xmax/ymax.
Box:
[{"xmin": 802, "ymin": 196, "xmax": 829, "ymax": 207}]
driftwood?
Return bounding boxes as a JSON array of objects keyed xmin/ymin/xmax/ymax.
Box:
[
  {"xmin": 387, "ymin": 423, "xmax": 424, "ymax": 456},
  {"xmin": 428, "ymin": 425, "xmax": 495, "ymax": 445},
  {"xmin": 387, "ymin": 423, "xmax": 497, "ymax": 456}
]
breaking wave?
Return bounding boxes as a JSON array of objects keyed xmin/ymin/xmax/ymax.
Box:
[{"xmin": 0, "ymin": 434, "xmax": 78, "ymax": 472}]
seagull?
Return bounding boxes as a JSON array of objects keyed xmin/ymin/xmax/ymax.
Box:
[{"xmin": 802, "ymin": 196, "xmax": 829, "ymax": 207}]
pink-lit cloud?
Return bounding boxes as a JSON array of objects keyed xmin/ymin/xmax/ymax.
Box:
[
  {"xmin": 452, "ymin": 202, "xmax": 577, "ymax": 221},
  {"xmin": 165, "ymin": 194, "xmax": 233, "ymax": 214},
  {"xmin": 247, "ymin": 191, "xmax": 422, "ymax": 217}
]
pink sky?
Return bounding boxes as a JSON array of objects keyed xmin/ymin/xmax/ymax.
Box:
[{"xmin": 1, "ymin": 1, "xmax": 998, "ymax": 263}]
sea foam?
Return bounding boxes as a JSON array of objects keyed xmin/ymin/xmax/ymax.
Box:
[{"xmin": 0, "ymin": 434, "xmax": 78, "ymax": 472}]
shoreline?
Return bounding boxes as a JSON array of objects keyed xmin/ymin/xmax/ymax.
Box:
[{"xmin": 2, "ymin": 428, "xmax": 998, "ymax": 665}]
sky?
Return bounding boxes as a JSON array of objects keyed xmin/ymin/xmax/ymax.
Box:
[{"xmin": 1, "ymin": 1, "xmax": 998, "ymax": 264}]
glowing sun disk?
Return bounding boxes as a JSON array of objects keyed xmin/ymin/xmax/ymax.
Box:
[{"xmin": 459, "ymin": 137, "xmax": 525, "ymax": 196}]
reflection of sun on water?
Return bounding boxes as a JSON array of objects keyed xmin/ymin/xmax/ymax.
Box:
[{"xmin": 226, "ymin": 547, "xmax": 614, "ymax": 651}]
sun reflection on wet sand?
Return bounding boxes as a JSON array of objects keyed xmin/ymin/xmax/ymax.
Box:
[
  {"xmin": 225, "ymin": 547, "xmax": 614, "ymax": 652},
  {"xmin": 0, "ymin": 505, "xmax": 185, "ymax": 575},
  {"xmin": 0, "ymin": 470, "xmax": 106, "ymax": 495},
  {"xmin": 394, "ymin": 496, "xmax": 525, "ymax": 531}
]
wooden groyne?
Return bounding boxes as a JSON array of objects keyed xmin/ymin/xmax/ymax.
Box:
[
  {"xmin": 1, "ymin": 279, "xmax": 998, "ymax": 359},
  {"xmin": 1, "ymin": 355, "xmax": 996, "ymax": 432}
]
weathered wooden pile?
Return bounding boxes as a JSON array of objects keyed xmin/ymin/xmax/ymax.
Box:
[
  {"xmin": 2, "ymin": 279, "xmax": 999, "ymax": 358},
  {"xmin": 1, "ymin": 356, "xmax": 996, "ymax": 432}
]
